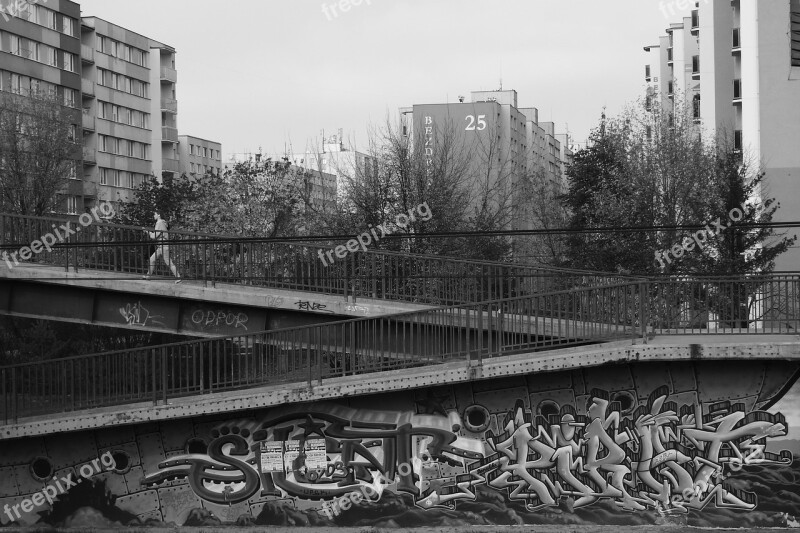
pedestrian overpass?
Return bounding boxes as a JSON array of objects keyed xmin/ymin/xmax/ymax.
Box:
[
  {"xmin": 0, "ymin": 213, "xmax": 798, "ymax": 529},
  {"xmin": 0, "ymin": 213, "xmax": 624, "ymax": 336}
]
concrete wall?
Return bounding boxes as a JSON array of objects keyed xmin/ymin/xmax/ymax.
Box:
[{"xmin": 0, "ymin": 359, "xmax": 797, "ymax": 527}]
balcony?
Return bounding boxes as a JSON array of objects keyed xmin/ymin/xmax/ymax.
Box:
[
  {"xmin": 81, "ymin": 44, "xmax": 94, "ymax": 63},
  {"xmin": 82, "ymin": 147, "xmax": 96, "ymax": 165},
  {"xmin": 162, "ymin": 126, "xmax": 179, "ymax": 143},
  {"xmin": 692, "ymin": 55, "xmax": 700, "ymax": 79},
  {"xmin": 645, "ymin": 65, "xmax": 651, "ymax": 82},
  {"xmin": 160, "ymin": 98, "xmax": 178, "ymax": 114},
  {"xmin": 667, "ymin": 81, "xmax": 674, "ymax": 98},
  {"xmin": 691, "ymin": 9, "xmax": 699, "ymax": 34},
  {"xmin": 667, "ymin": 47, "xmax": 674, "ymax": 64},
  {"xmin": 81, "ymin": 111, "xmax": 95, "ymax": 132},
  {"xmin": 160, "ymin": 67, "xmax": 177, "ymax": 83},
  {"xmin": 162, "ymin": 158, "xmax": 180, "ymax": 173},
  {"xmin": 733, "ymin": 79, "xmax": 742, "ymax": 103},
  {"xmin": 81, "ymin": 78, "xmax": 95, "ymax": 97},
  {"xmin": 732, "ymin": 28, "xmax": 741, "ymax": 52}
]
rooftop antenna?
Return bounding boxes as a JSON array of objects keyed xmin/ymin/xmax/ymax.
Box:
[{"xmin": 499, "ymin": 60, "xmax": 503, "ymax": 90}]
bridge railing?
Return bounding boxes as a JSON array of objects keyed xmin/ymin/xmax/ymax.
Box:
[
  {"xmin": 0, "ymin": 212, "xmax": 633, "ymax": 305},
  {"xmin": 646, "ymin": 275, "xmax": 800, "ymax": 334},
  {"xmin": 0, "ymin": 281, "xmax": 644, "ymax": 421},
  {"xmin": 0, "ymin": 275, "xmax": 798, "ymax": 422}
]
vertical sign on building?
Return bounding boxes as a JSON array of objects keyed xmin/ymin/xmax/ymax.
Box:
[{"xmin": 425, "ymin": 115, "xmax": 434, "ymax": 176}]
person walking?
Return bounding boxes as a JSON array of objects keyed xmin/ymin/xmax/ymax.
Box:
[{"xmin": 142, "ymin": 212, "xmax": 181, "ymax": 283}]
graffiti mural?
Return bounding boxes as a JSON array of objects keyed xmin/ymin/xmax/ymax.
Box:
[
  {"xmin": 0, "ymin": 360, "xmax": 798, "ymax": 528},
  {"xmin": 138, "ymin": 387, "xmax": 792, "ymax": 518}
]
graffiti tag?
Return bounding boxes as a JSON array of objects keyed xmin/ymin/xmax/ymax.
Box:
[
  {"xmin": 295, "ymin": 301, "xmax": 332, "ymax": 314},
  {"xmin": 191, "ymin": 310, "xmax": 249, "ymax": 331},
  {"xmin": 119, "ymin": 302, "xmax": 165, "ymax": 328}
]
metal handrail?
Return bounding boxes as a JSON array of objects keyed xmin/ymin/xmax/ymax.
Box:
[
  {"xmin": 0, "ymin": 213, "xmax": 635, "ymax": 305},
  {"xmin": 1, "ymin": 275, "xmax": 797, "ymax": 422},
  {"xmin": 0, "ymin": 282, "xmax": 644, "ymax": 420}
]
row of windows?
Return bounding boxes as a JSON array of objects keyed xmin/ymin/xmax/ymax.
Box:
[
  {"xmin": 97, "ymin": 101, "xmax": 150, "ymax": 129},
  {"xmin": 99, "ymin": 168, "xmax": 145, "ymax": 189},
  {"xmin": 190, "ymin": 163, "xmax": 219, "ymax": 175},
  {"xmin": 98, "ymin": 134, "xmax": 149, "ymax": 160},
  {"xmin": 97, "ymin": 68, "xmax": 148, "ymax": 98},
  {"xmin": 1, "ymin": 1, "xmax": 77, "ymax": 37},
  {"xmin": 0, "ymin": 31, "xmax": 77, "ymax": 72},
  {"xmin": 0, "ymin": 70, "xmax": 77, "ymax": 106},
  {"xmin": 97, "ymin": 35, "xmax": 148, "ymax": 68},
  {"xmin": 189, "ymin": 144, "xmax": 219, "ymax": 159}
]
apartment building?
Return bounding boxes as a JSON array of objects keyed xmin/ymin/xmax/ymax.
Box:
[
  {"xmin": 1, "ymin": 0, "xmax": 221, "ymax": 217},
  {"xmin": 645, "ymin": 0, "xmax": 800, "ymax": 271},
  {"xmin": 0, "ymin": 0, "xmax": 83, "ymax": 214},
  {"xmin": 400, "ymin": 90, "xmax": 572, "ymax": 260},
  {"xmin": 79, "ymin": 16, "xmax": 160, "ymax": 210},
  {"xmin": 178, "ymin": 135, "xmax": 222, "ymax": 177}
]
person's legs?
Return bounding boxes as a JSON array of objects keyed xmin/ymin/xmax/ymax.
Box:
[
  {"xmin": 145, "ymin": 248, "xmax": 158, "ymax": 276},
  {"xmin": 162, "ymin": 244, "xmax": 181, "ymax": 280},
  {"xmin": 145, "ymin": 244, "xmax": 164, "ymax": 278}
]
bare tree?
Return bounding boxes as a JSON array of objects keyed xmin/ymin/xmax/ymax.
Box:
[
  {"xmin": 0, "ymin": 91, "xmax": 79, "ymax": 215},
  {"xmin": 337, "ymin": 115, "xmax": 520, "ymax": 261}
]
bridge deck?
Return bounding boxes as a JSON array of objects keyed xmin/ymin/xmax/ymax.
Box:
[{"xmin": 3, "ymin": 334, "xmax": 797, "ymax": 440}]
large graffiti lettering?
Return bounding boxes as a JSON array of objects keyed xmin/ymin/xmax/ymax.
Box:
[{"xmin": 141, "ymin": 387, "xmax": 792, "ymax": 518}]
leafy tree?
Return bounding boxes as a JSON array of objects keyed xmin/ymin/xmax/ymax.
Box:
[
  {"xmin": 182, "ymin": 157, "xmax": 311, "ymax": 238},
  {"xmin": 0, "ymin": 91, "xmax": 79, "ymax": 215},
  {"xmin": 562, "ymin": 98, "xmax": 794, "ymax": 277},
  {"xmin": 113, "ymin": 172, "xmax": 198, "ymax": 228},
  {"xmin": 699, "ymin": 137, "xmax": 796, "ymax": 275}
]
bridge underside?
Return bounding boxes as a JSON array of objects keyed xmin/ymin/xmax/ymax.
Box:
[
  {"xmin": 0, "ymin": 278, "xmax": 352, "ymax": 337},
  {"xmin": 0, "ymin": 338, "xmax": 798, "ymax": 528}
]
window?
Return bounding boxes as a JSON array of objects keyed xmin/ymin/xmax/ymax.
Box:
[
  {"xmin": 9, "ymin": 34, "xmax": 21, "ymax": 56},
  {"xmin": 100, "ymin": 168, "xmax": 108, "ymax": 185},
  {"xmin": 189, "ymin": 144, "xmax": 195, "ymax": 155},
  {"xmin": 190, "ymin": 163, "xmax": 196, "ymax": 173},
  {"xmin": 203, "ymin": 147, "xmax": 208, "ymax": 158},
  {"xmin": 44, "ymin": 47, "xmax": 57, "ymax": 67},
  {"xmin": 63, "ymin": 51, "xmax": 75, "ymax": 72},
  {"xmin": 67, "ymin": 124, "xmax": 77, "ymax": 142},
  {"xmin": 40, "ymin": 8, "xmax": 56, "ymax": 29},
  {"xmin": 63, "ymin": 88, "xmax": 76, "ymax": 108},
  {"xmin": 67, "ymin": 162, "xmax": 77, "ymax": 179},
  {"xmin": 692, "ymin": 94, "xmax": 701, "ymax": 120},
  {"xmin": 113, "ymin": 170, "xmax": 121, "ymax": 187},
  {"xmin": 692, "ymin": 55, "xmax": 700, "ymax": 74},
  {"xmin": 734, "ymin": 130, "xmax": 743, "ymax": 152},
  {"xmin": 61, "ymin": 16, "xmax": 76, "ymax": 37},
  {"xmin": 645, "ymin": 65, "xmax": 651, "ymax": 80},
  {"xmin": 66, "ymin": 196, "xmax": 78, "ymax": 215},
  {"xmin": 733, "ymin": 79, "xmax": 742, "ymax": 99},
  {"xmin": 25, "ymin": 4, "xmax": 37, "ymax": 22}
]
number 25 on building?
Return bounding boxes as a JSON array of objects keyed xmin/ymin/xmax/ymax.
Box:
[{"xmin": 465, "ymin": 115, "xmax": 487, "ymax": 131}]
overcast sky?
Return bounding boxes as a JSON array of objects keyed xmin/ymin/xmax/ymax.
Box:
[{"xmin": 76, "ymin": 0, "xmax": 686, "ymax": 159}]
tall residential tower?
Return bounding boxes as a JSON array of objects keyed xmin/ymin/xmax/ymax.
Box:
[{"xmin": 645, "ymin": 0, "xmax": 800, "ymax": 271}]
